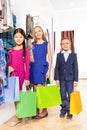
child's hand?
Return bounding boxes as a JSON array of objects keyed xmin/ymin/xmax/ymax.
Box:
[
  {"xmin": 55, "ymin": 80, "xmax": 60, "ymax": 87},
  {"xmin": 8, "ymin": 66, "xmax": 14, "ymax": 74},
  {"xmin": 46, "ymin": 70, "xmax": 50, "ymax": 79},
  {"xmin": 73, "ymin": 82, "xmax": 78, "ymax": 87},
  {"xmin": 30, "ymin": 56, "xmax": 35, "ymax": 62},
  {"xmin": 24, "ymin": 80, "xmax": 30, "ymax": 86}
]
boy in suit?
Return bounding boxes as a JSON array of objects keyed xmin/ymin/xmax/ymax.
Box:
[{"xmin": 54, "ymin": 38, "xmax": 78, "ymax": 119}]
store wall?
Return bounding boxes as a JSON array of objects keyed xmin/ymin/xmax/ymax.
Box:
[
  {"xmin": 53, "ymin": 9, "xmax": 87, "ymax": 78},
  {"xmin": 10, "ymin": 0, "xmax": 53, "ymax": 31}
]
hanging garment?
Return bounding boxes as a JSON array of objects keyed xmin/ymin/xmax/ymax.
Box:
[
  {"xmin": 0, "ymin": 78, "xmax": 4, "ymax": 105},
  {"xmin": 0, "ymin": 39, "xmax": 6, "ymax": 104},
  {"xmin": 0, "ymin": 0, "xmax": 13, "ymax": 33},
  {"xmin": 0, "ymin": 15, "xmax": 16, "ymax": 75},
  {"xmin": 26, "ymin": 14, "xmax": 34, "ymax": 40},
  {"xmin": 0, "ymin": 0, "xmax": 5, "ymax": 19},
  {"xmin": 0, "ymin": 39, "xmax": 6, "ymax": 80}
]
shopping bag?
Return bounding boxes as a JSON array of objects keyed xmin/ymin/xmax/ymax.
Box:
[
  {"xmin": 70, "ymin": 91, "xmax": 82, "ymax": 115},
  {"xmin": 16, "ymin": 91, "xmax": 36, "ymax": 118},
  {"xmin": 4, "ymin": 76, "xmax": 20, "ymax": 102},
  {"xmin": 36, "ymin": 85, "xmax": 62, "ymax": 108}
]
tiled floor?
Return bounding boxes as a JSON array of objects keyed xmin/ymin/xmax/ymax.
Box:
[{"xmin": 0, "ymin": 80, "xmax": 87, "ymax": 130}]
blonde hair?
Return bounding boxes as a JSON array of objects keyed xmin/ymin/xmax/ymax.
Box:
[{"xmin": 33, "ymin": 26, "xmax": 47, "ymax": 43}]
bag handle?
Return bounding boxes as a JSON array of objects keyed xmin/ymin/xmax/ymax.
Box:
[
  {"xmin": 74, "ymin": 86, "xmax": 78, "ymax": 91},
  {"xmin": 43, "ymin": 78, "xmax": 50, "ymax": 86},
  {"xmin": 8, "ymin": 71, "xmax": 16, "ymax": 77},
  {"xmin": 22, "ymin": 82, "xmax": 32, "ymax": 92}
]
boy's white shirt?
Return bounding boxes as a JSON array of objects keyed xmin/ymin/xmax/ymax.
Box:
[{"xmin": 61, "ymin": 50, "xmax": 71, "ymax": 62}]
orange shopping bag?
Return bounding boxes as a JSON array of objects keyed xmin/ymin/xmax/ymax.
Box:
[{"xmin": 70, "ymin": 91, "xmax": 82, "ymax": 115}]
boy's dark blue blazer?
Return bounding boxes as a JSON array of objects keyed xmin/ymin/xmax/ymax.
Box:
[{"xmin": 54, "ymin": 52, "xmax": 78, "ymax": 82}]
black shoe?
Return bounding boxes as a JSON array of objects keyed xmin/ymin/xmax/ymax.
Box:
[
  {"xmin": 66, "ymin": 114, "xmax": 73, "ymax": 119},
  {"xmin": 59, "ymin": 113, "xmax": 66, "ymax": 118}
]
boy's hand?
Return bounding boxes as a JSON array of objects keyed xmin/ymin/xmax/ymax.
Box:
[{"xmin": 74, "ymin": 82, "xmax": 78, "ymax": 87}]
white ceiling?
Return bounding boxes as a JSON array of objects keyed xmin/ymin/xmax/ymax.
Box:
[{"xmin": 49, "ymin": 0, "xmax": 87, "ymax": 11}]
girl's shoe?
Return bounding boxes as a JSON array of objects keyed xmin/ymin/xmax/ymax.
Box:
[
  {"xmin": 35, "ymin": 112, "xmax": 48, "ymax": 119},
  {"xmin": 10, "ymin": 120, "xmax": 21, "ymax": 127},
  {"xmin": 21, "ymin": 117, "xmax": 29, "ymax": 124}
]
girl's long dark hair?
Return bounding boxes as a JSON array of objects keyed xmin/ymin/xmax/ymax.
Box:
[{"xmin": 13, "ymin": 28, "xmax": 26, "ymax": 57}]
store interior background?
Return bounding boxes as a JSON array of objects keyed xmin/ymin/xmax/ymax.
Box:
[
  {"xmin": 1, "ymin": 0, "xmax": 87, "ymax": 125},
  {"xmin": 11, "ymin": 0, "xmax": 87, "ymax": 79}
]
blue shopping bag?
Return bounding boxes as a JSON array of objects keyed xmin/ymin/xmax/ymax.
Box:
[{"xmin": 4, "ymin": 76, "xmax": 20, "ymax": 102}]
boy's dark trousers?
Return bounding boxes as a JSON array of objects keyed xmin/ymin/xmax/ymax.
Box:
[{"xmin": 60, "ymin": 80, "xmax": 73, "ymax": 114}]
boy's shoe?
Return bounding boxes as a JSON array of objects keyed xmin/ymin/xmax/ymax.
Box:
[
  {"xmin": 59, "ymin": 113, "xmax": 66, "ymax": 118},
  {"xmin": 66, "ymin": 114, "xmax": 73, "ymax": 119}
]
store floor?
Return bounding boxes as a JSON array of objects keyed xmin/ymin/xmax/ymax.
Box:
[{"xmin": 0, "ymin": 80, "xmax": 87, "ymax": 130}]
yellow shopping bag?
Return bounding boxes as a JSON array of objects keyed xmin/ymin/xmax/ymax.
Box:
[{"xmin": 70, "ymin": 91, "xmax": 82, "ymax": 115}]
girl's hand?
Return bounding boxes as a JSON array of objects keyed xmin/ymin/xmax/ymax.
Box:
[
  {"xmin": 46, "ymin": 70, "xmax": 50, "ymax": 79},
  {"xmin": 30, "ymin": 56, "xmax": 35, "ymax": 62},
  {"xmin": 8, "ymin": 66, "xmax": 14, "ymax": 74},
  {"xmin": 56, "ymin": 80, "xmax": 60, "ymax": 87},
  {"xmin": 24, "ymin": 80, "xmax": 30, "ymax": 86}
]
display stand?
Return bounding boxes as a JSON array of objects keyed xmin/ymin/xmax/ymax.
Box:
[{"xmin": 0, "ymin": 102, "xmax": 15, "ymax": 125}]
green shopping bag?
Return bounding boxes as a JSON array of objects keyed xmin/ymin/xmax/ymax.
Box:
[
  {"xmin": 16, "ymin": 91, "xmax": 36, "ymax": 118},
  {"xmin": 36, "ymin": 85, "xmax": 62, "ymax": 108}
]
